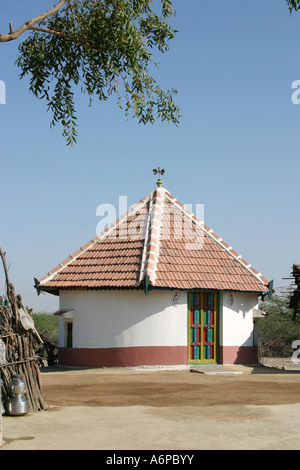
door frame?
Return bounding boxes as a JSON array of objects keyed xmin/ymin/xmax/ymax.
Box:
[{"xmin": 187, "ymin": 290, "xmax": 220, "ymax": 364}]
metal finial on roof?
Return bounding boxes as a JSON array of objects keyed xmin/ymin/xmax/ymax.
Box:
[{"xmin": 152, "ymin": 167, "xmax": 165, "ymax": 187}]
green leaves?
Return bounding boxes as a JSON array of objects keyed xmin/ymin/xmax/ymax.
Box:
[
  {"xmin": 286, "ymin": 0, "xmax": 300, "ymax": 12},
  {"xmin": 258, "ymin": 292, "xmax": 300, "ymax": 357},
  {"xmin": 16, "ymin": 0, "xmax": 180, "ymax": 145}
]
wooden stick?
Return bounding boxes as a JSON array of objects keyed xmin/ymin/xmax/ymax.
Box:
[{"xmin": 0, "ymin": 247, "xmax": 46, "ymax": 411}]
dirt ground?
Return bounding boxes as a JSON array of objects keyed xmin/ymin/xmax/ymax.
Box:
[{"xmin": 2, "ymin": 358, "xmax": 300, "ymax": 450}]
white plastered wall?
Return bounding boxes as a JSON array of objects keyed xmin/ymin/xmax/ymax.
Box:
[
  {"xmin": 58, "ymin": 289, "xmax": 188, "ymax": 349},
  {"xmin": 220, "ymin": 292, "xmax": 258, "ymax": 347}
]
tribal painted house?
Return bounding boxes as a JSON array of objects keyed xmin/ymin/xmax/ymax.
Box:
[{"xmin": 35, "ymin": 177, "xmax": 271, "ymax": 367}]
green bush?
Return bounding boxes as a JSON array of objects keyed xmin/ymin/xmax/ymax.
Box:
[
  {"xmin": 33, "ymin": 313, "xmax": 59, "ymax": 345},
  {"xmin": 258, "ymin": 293, "xmax": 300, "ymax": 357}
]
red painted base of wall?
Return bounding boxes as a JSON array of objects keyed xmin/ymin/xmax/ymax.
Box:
[
  {"xmin": 58, "ymin": 346, "xmax": 188, "ymax": 368},
  {"xmin": 58, "ymin": 345, "xmax": 259, "ymax": 367},
  {"xmin": 219, "ymin": 346, "xmax": 258, "ymax": 365}
]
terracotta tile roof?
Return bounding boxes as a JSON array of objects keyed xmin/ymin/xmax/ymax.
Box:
[{"xmin": 37, "ymin": 187, "xmax": 269, "ymax": 295}]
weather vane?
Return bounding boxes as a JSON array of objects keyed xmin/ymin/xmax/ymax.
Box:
[{"xmin": 152, "ymin": 167, "xmax": 165, "ymax": 187}]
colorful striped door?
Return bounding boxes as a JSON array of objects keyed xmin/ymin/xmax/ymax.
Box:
[{"xmin": 188, "ymin": 291, "xmax": 218, "ymax": 363}]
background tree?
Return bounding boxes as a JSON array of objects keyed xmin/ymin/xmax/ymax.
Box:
[
  {"xmin": 287, "ymin": 0, "xmax": 300, "ymax": 11},
  {"xmin": 0, "ymin": 0, "xmax": 180, "ymax": 145},
  {"xmin": 258, "ymin": 290, "xmax": 300, "ymax": 358}
]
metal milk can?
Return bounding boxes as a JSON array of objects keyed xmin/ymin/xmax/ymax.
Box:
[{"xmin": 6, "ymin": 374, "xmax": 28, "ymax": 416}]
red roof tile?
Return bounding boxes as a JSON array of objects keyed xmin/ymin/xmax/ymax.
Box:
[{"xmin": 37, "ymin": 187, "xmax": 269, "ymax": 295}]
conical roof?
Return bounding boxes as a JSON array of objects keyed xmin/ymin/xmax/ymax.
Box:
[{"xmin": 36, "ymin": 186, "xmax": 269, "ymax": 295}]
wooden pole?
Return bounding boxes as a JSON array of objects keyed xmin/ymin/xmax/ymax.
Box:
[
  {"xmin": 0, "ymin": 247, "xmax": 46, "ymax": 412},
  {"xmin": 0, "ymin": 378, "xmax": 3, "ymax": 447}
]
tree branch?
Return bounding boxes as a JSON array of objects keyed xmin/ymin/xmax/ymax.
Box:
[
  {"xmin": 0, "ymin": 0, "xmax": 66, "ymax": 42},
  {"xmin": 28, "ymin": 25, "xmax": 103, "ymax": 51}
]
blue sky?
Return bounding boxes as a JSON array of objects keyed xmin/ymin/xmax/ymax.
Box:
[{"xmin": 0, "ymin": 0, "xmax": 299, "ymax": 312}]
